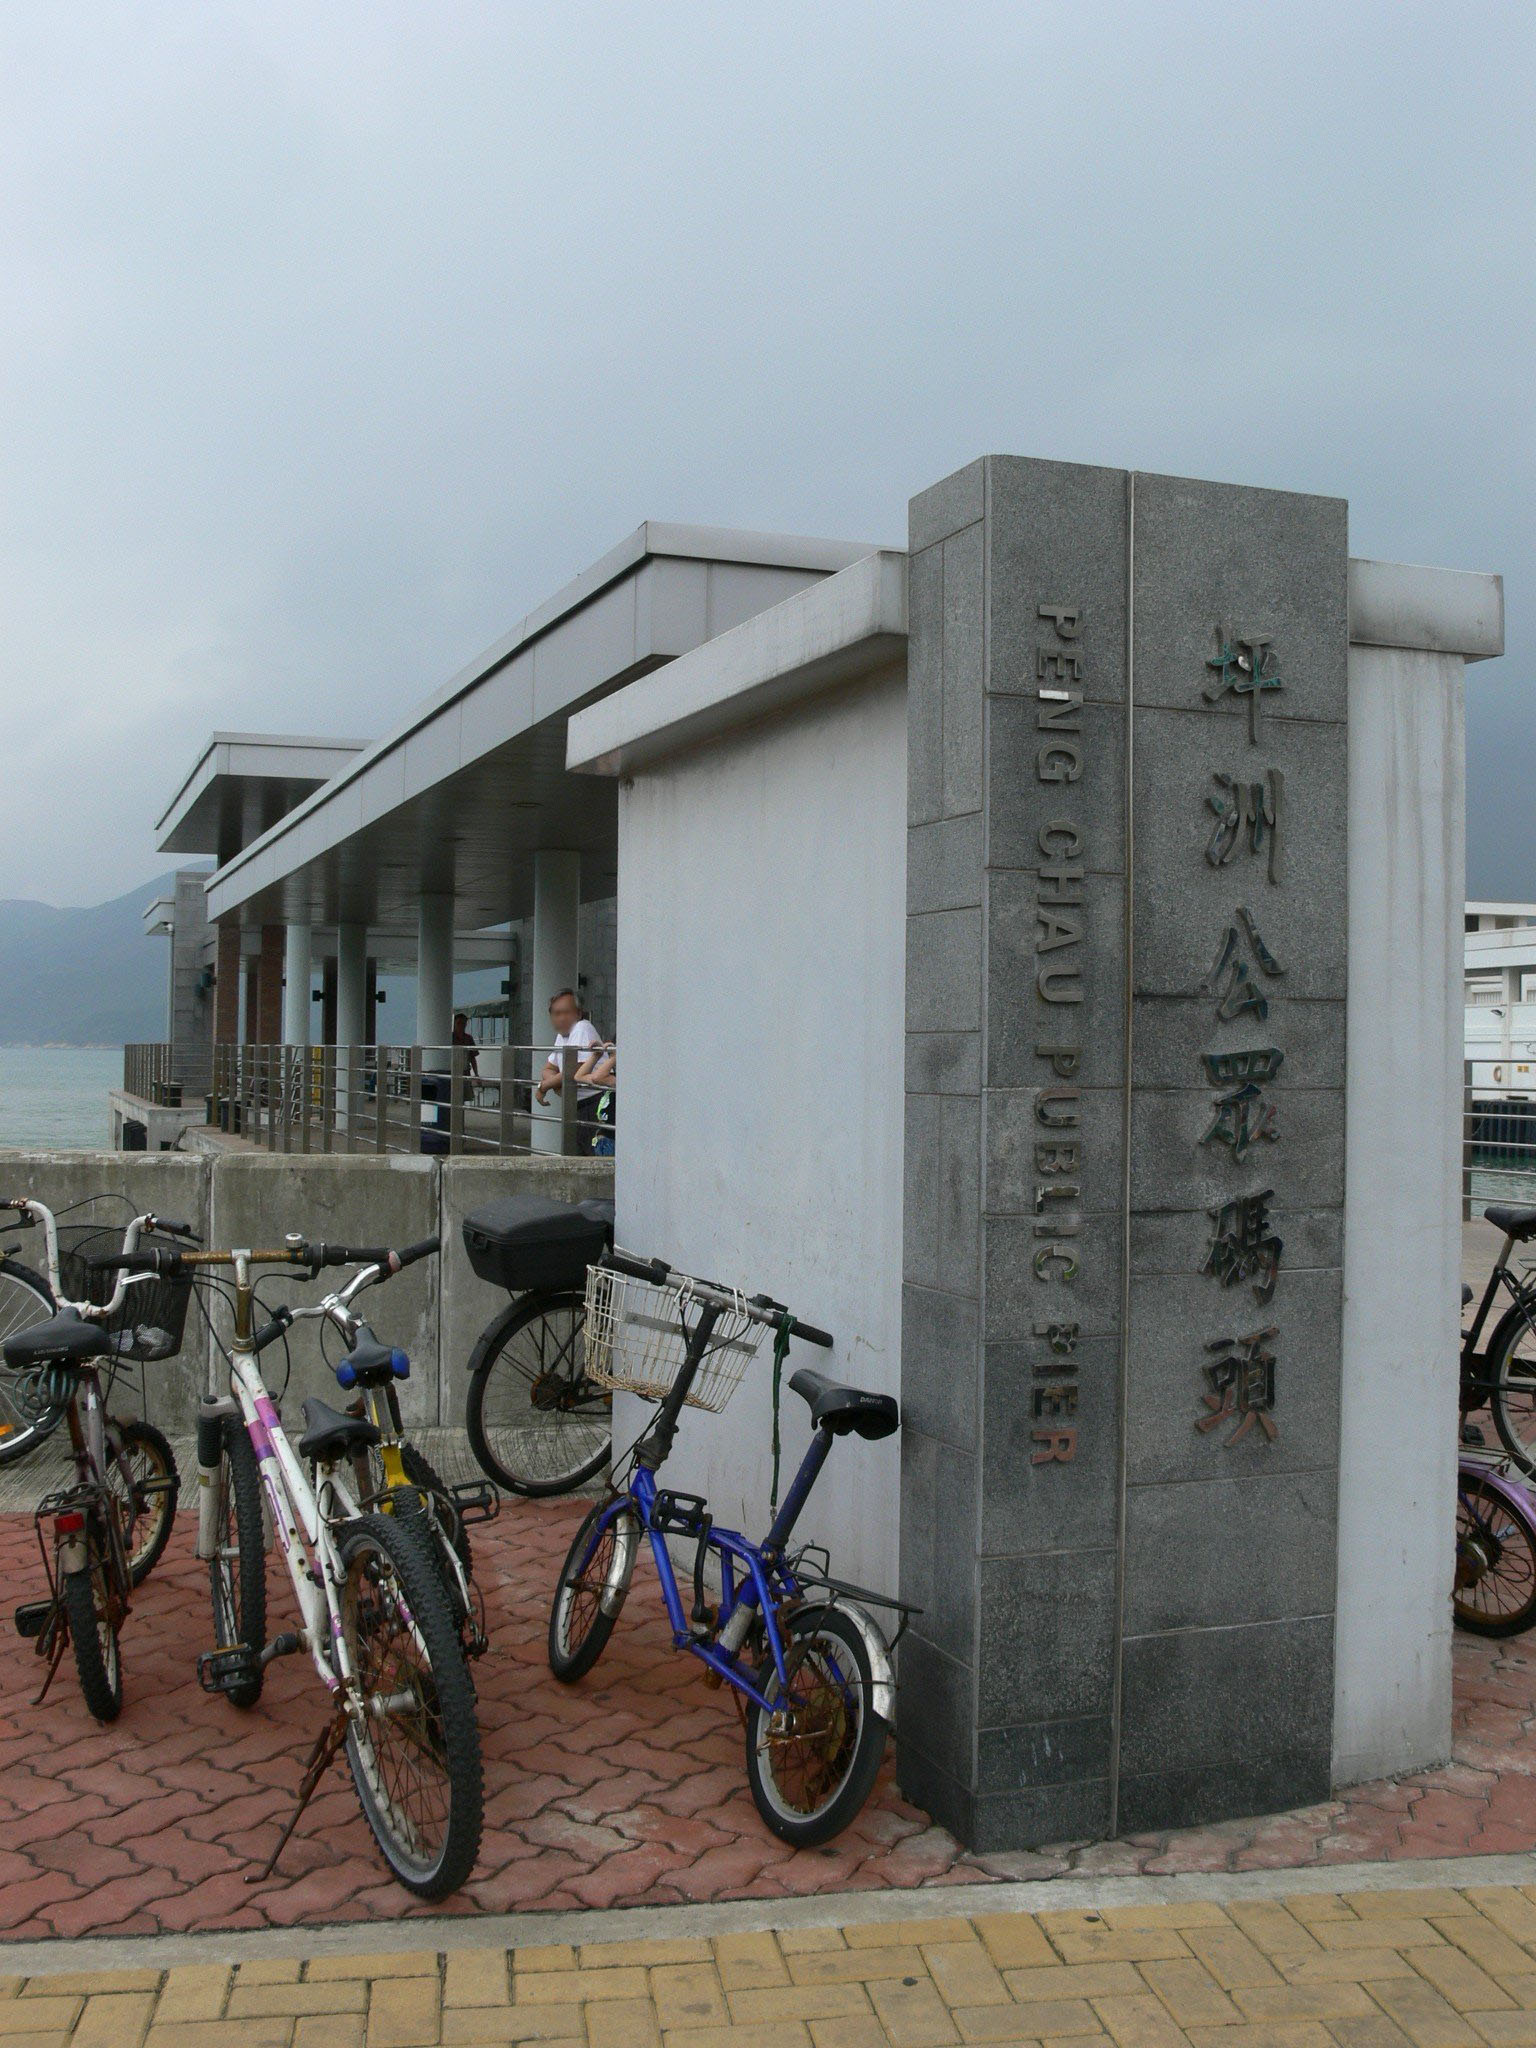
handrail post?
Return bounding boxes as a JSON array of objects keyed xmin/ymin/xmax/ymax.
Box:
[
  {"xmin": 278, "ymin": 1045, "xmax": 292, "ymax": 1155},
  {"xmin": 375, "ymin": 1045, "xmax": 389, "ymax": 1154},
  {"xmin": 1464, "ymin": 1057, "xmax": 1475, "ymax": 1224},
  {"xmin": 498, "ymin": 1043, "xmax": 514, "ymax": 1155},
  {"xmin": 560, "ymin": 1046, "xmax": 578, "ymax": 1157},
  {"xmin": 407, "ymin": 1046, "xmax": 423, "ymax": 1154},
  {"xmin": 449, "ymin": 1046, "xmax": 466, "ymax": 1153},
  {"xmin": 321, "ymin": 1045, "xmax": 335, "ymax": 1154}
]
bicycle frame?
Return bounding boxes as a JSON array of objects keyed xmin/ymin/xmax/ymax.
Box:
[
  {"xmin": 194, "ymin": 1249, "xmax": 369, "ymax": 1704},
  {"xmin": 572, "ymin": 1285, "xmax": 855, "ymax": 1716},
  {"xmin": 1461, "ymin": 1232, "xmax": 1536, "ymax": 1405}
]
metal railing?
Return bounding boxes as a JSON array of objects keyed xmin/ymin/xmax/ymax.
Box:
[
  {"xmin": 1464, "ymin": 1058, "xmax": 1536, "ymax": 1218},
  {"xmin": 122, "ymin": 1043, "xmax": 178, "ymax": 1105},
  {"xmin": 208, "ymin": 1042, "xmax": 614, "ymax": 1158}
]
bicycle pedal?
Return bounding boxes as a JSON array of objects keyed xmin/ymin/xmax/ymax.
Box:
[
  {"xmin": 1463, "ymin": 1425, "xmax": 1487, "ymax": 1447},
  {"xmin": 198, "ymin": 1645, "xmax": 258, "ymax": 1694},
  {"xmin": 14, "ymin": 1600, "xmax": 51, "ymax": 1641}
]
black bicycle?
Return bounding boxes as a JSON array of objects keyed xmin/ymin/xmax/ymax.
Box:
[
  {"xmin": 462, "ymin": 1195, "xmax": 615, "ymax": 1496},
  {"xmin": 1460, "ymin": 1203, "xmax": 1536, "ymax": 1472},
  {"xmin": 8, "ymin": 1200, "xmax": 186, "ymax": 1720}
]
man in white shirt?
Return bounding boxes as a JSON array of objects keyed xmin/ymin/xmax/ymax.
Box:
[{"xmin": 536, "ymin": 989, "xmax": 601, "ymax": 1130}]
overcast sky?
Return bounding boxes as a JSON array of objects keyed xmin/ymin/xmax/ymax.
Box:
[{"xmin": 2, "ymin": 1, "xmax": 1530, "ymax": 906}]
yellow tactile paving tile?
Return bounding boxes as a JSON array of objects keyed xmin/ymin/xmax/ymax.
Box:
[{"xmin": 22, "ymin": 1886, "xmax": 1536, "ymax": 2045}]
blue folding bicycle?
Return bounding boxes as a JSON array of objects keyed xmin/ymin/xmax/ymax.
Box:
[{"xmin": 547, "ymin": 1247, "xmax": 907, "ymax": 1846}]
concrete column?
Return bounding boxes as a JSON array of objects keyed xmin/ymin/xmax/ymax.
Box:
[
  {"xmin": 335, "ymin": 923, "xmax": 368, "ymax": 1049},
  {"xmin": 255, "ymin": 925, "xmax": 285, "ymax": 1043},
  {"xmin": 214, "ymin": 922, "xmax": 241, "ymax": 1045},
  {"xmin": 417, "ymin": 893, "xmax": 455, "ymax": 1071},
  {"xmin": 531, "ymin": 851, "xmax": 580, "ymax": 1154},
  {"xmin": 283, "ymin": 924, "xmax": 312, "ymax": 1045}
]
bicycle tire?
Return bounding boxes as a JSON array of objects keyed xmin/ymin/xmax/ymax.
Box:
[
  {"xmin": 0, "ymin": 1261, "xmax": 63, "ymax": 1466},
  {"xmin": 1455, "ymin": 1469, "xmax": 1536, "ymax": 1636},
  {"xmin": 209, "ymin": 1419, "xmax": 266, "ymax": 1708},
  {"xmin": 466, "ymin": 1289, "xmax": 610, "ymax": 1497},
  {"xmin": 106, "ymin": 1418, "xmax": 180, "ymax": 1587},
  {"xmin": 338, "ymin": 1512, "xmax": 482, "ymax": 1899},
  {"xmin": 744, "ymin": 1605, "xmax": 887, "ymax": 1847},
  {"xmin": 398, "ymin": 1441, "xmax": 473, "ymax": 1583},
  {"xmin": 62, "ymin": 1555, "xmax": 123, "ymax": 1723},
  {"xmin": 548, "ymin": 1499, "xmax": 639, "ymax": 1682},
  {"xmin": 1487, "ymin": 1300, "xmax": 1536, "ymax": 1473}
]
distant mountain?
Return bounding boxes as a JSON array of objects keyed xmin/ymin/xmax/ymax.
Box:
[{"xmin": 0, "ymin": 870, "xmax": 191, "ymax": 1045}]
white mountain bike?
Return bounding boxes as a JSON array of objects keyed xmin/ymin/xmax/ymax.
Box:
[{"xmin": 95, "ymin": 1231, "xmax": 483, "ymax": 1899}]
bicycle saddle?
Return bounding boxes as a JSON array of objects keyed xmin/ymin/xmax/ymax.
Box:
[
  {"xmin": 297, "ymin": 1396, "xmax": 380, "ymax": 1464},
  {"xmin": 788, "ymin": 1368, "xmax": 899, "ymax": 1441},
  {"xmin": 337, "ymin": 1332, "xmax": 404, "ymax": 1388},
  {"xmin": 3, "ymin": 1311, "xmax": 113, "ymax": 1370},
  {"xmin": 1486, "ymin": 1205, "xmax": 1536, "ymax": 1241}
]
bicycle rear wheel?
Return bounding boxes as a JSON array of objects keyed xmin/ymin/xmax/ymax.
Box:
[
  {"xmin": 1489, "ymin": 1301, "xmax": 1536, "ymax": 1473},
  {"xmin": 338, "ymin": 1513, "xmax": 482, "ymax": 1899},
  {"xmin": 0, "ymin": 1262, "xmax": 62, "ymax": 1465},
  {"xmin": 466, "ymin": 1290, "xmax": 610, "ymax": 1496},
  {"xmin": 1455, "ymin": 1469, "xmax": 1536, "ymax": 1635},
  {"xmin": 62, "ymin": 1550, "xmax": 123, "ymax": 1723},
  {"xmin": 744, "ymin": 1605, "xmax": 887, "ymax": 1846}
]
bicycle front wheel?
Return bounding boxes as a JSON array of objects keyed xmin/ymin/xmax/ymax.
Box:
[
  {"xmin": 466, "ymin": 1290, "xmax": 610, "ymax": 1496},
  {"xmin": 209, "ymin": 1420, "xmax": 266, "ymax": 1708},
  {"xmin": 339, "ymin": 1512, "xmax": 482, "ymax": 1899},
  {"xmin": 1455, "ymin": 1469, "xmax": 1536, "ymax": 1636},
  {"xmin": 106, "ymin": 1419, "xmax": 180, "ymax": 1587},
  {"xmin": 0, "ymin": 1261, "xmax": 62, "ymax": 1466}
]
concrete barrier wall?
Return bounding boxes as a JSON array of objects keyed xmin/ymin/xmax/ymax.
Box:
[{"xmin": 0, "ymin": 1150, "xmax": 613, "ymax": 1433}]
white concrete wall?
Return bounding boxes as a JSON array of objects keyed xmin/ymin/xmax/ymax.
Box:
[
  {"xmin": 1334, "ymin": 644, "xmax": 1466, "ymax": 1784},
  {"xmin": 614, "ymin": 662, "xmax": 908, "ymax": 1592}
]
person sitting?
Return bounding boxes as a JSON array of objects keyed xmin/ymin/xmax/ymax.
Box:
[{"xmin": 578, "ymin": 1041, "xmax": 616, "ymax": 1152}]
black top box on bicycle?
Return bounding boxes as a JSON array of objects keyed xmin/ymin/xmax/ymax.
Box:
[{"xmin": 462, "ymin": 1195, "xmax": 612, "ymax": 1295}]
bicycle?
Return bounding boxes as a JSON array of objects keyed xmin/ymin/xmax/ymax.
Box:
[
  {"xmin": 0, "ymin": 1194, "xmax": 196, "ymax": 1466},
  {"xmin": 96, "ymin": 1231, "xmax": 483, "ymax": 1898},
  {"xmin": 547, "ymin": 1248, "xmax": 910, "ymax": 1847},
  {"xmin": 463, "ymin": 1194, "xmax": 615, "ymax": 1497},
  {"xmin": 6, "ymin": 1201, "xmax": 185, "ymax": 1720},
  {"xmin": 1457, "ymin": 1240, "xmax": 1536, "ymax": 1635},
  {"xmin": 252, "ymin": 1237, "xmax": 498, "ymax": 1657}
]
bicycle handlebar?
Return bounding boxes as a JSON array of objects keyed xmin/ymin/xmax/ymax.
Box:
[{"xmin": 601, "ymin": 1249, "xmax": 834, "ymax": 1348}]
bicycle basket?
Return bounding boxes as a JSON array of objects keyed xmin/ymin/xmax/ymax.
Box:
[
  {"xmin": 55, "ymin": 1224, "xmax": 193, "ymax": 1363},
  {"xmin": 583, "ymin": 1265, "xmax": 763, "ymax": 1414}
]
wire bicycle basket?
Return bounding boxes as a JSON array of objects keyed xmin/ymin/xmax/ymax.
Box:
[
  {"xmin": 55, "ymin": 1221, "xmax": 193, "ymax": 1364},
  {"xmin": 583, "ymin": 1264, "xmax": 764, "ymax": 1413}
]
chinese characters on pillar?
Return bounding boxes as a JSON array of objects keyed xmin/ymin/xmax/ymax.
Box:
[
  {"xmin": 1030, "ymin": 599, "xmax": 1092, "ymax": 1466},
  {"xmin": 1197, "ymin": 629, "xmax": 1288, "ymax": 1444}
]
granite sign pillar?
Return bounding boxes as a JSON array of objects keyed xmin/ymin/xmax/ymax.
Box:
[{"xmin": 900, "ymin": 454, "xmax": 1348, "ymax": 1849}]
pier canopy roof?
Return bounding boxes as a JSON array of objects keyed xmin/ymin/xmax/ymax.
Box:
[
  {"xmin": 157, "ymin": 734, "xmax": 365, "ymax": 868},
  {"xmin": 203, "ymin": 523, "xmax": 870, "ymax": 933}
]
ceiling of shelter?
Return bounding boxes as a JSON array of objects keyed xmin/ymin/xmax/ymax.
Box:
[
  {"xmin": 166, "ymin": 773, "xmax": 335, "ymax": 866},
  {"xmin": 231, "ymin": 711, "xmax": 622, "ymax": 931}
]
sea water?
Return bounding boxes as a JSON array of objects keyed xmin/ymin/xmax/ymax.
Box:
[{"xmin": 0, "ymin": 1046, "xmax": 120, "ymax": 1150}]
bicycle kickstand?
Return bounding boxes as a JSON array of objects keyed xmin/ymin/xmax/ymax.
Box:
[{"xmin": 246, "ymin": 1697, "xmax": 353, "ymax": 1885}]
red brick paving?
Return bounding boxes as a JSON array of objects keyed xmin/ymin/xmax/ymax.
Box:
[{"xmin": 3, "ymin": 1499, "xmax": 1536, "ymax": 1939}]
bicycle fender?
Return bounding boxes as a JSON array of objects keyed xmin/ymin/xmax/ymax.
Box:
[
  {"xmin": 600, "ymin": 1506, "xmax": 640, "ymax": 1619},
  {"xmin": 823, "ymin": 1597, "xmax": 895, "ymax": 1727}
]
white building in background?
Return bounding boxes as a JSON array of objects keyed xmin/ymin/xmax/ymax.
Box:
[{"xmin": 1466, "ymin": 902, "xmax": 1536, "ymax": 1097}]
